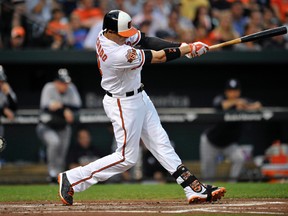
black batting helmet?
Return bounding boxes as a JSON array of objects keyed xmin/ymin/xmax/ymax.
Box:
[
  {"xmin": 102, "ymin": 10, "xmax": 138, "ymax": 37},
  {"xmin": 0, "ymin": 65, "xmax": 7, "ymax": 81}
]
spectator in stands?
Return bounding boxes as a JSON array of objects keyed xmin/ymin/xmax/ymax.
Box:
[
  {"xmin": 83, "ymin": 20, "xmax": 102, "ymax": 50},
  {"xmin": 192, "ymin": 5, "xmax": 213, "ymax": 32},
  {"xmin": 208, "ymin": 10, "xmax": 240, "ymax": 50},
  {"xmin": 11, "ymin": 0, "xmax": 26, "ymax": 28},
  {"xmin": 66, "ymin": 127, "xmax": 104, "ymax": 169},
  {"xmin": 8, "ymin": 26, "xmax": 26, "ymax": 49},
  {"xmin": 0, "ymin": 65, "xmax": 18, "ymax": 137},
  {"xmin": 248, "ymin": 9, "xmax": 264, "ymax": 29},
  {"xmin": 194, "ymin": 25, "xmax": 212, "ymax": 46},
  {"xmin": 270, "ymin": 0, "xmax": 288, "ymax": 24},
  {"xmin": 262, "ymin": 21, "xmax": 288, "ymax": 50},
  {"xmin": 132, "ymin": 0, "xmax": 168, "ymax": 37},
  {"xmin": 43, "ymin": 8, "xmax": 69, "ymax": 49},
  {"xmin": 199, "ymin": 78, "xmax": 262, "ymax": 182},
  {"xmin": 165, "ymin": 8, "xmax": 195, "ymax": 43},
  {"xmin": 230, "ymin": 1, "xmax": 249, "ymax": 36},
  {"xmin": 71, "ymin": 0, "xmax": 103, "ymax": 29},
  {"xmin": 66, "ymin": 12, "xmax": 89, "ymax": 50},
  {"xmin": 36, "ymin": 68, "xmax": 82, "ymax": 183},
  {"xmin": 123, "ymin": 0, "xmax": 143, "ymax": 17},
  {"xmin": 179, "ymin": 0, "xmax": 210, "ymax": 21},
  {"xmin": 262, "ymin": 6, "xmax": 278, "ymax": 30},
  {"xmin": 234, "ymin": 24, "xmax": 262, "ymax": 51},
  {"xmin": 25, "ymin": 0, "xmax": 60, "ymax": 47}
]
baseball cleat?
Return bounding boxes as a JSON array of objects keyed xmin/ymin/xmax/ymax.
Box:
[
  {"xmin": 58, "ymin": 172, "xmax": 74, "ymax": 205},
  {"xmin": 186, "ymin": 180, "xmax": 226, "ymax": 204}
]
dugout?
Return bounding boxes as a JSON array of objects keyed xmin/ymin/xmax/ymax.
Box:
[{"xmin": 0, "ymin": 49, "xmax": 288, "ymax": 165}]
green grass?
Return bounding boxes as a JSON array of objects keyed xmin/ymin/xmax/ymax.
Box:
[{"xmin": 0, "ymin": 182, "xmax": 287, "ymax": 202}]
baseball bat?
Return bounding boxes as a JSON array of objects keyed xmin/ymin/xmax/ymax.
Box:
[{"xmin": 209, "ymin": 26, "xmax": 287, "ymax": 50}]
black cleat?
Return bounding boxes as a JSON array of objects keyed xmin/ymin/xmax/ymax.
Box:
[{"xmin": 58, "ymin": 173, "xmax": 74, "ymax": 205}]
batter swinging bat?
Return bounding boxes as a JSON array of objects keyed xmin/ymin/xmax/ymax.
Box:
[{"xmin": 209, "ymin": 26, "xmax": 288, "ymax": 50}]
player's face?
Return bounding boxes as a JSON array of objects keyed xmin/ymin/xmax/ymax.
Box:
[
  {"xmin": 225, "ymin": 89, "xmax": 241, "ymax": 100},
  {"xmin": 55, "ymin": 81, "xmax": 69, "ymax": 93}
]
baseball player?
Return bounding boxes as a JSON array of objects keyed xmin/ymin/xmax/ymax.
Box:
[
  {"xmin": 36, "ymin": 68, "xmax": 82, "ymax": 183},
  {"xmin": 200, "ymin": 78, "xmax": 262, "ymax": 182},
  {"xmin": 0, "ymin": 65, "xmax": 17, "ymax": 152},
  {"xmin": 58, "ymin": 9, "xmax": 226, "ymax": 205}
]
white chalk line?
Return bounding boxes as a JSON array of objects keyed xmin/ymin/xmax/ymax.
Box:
[{"xmin": 1, "ymin": 201, "xmax": 286, "ymax": 215}]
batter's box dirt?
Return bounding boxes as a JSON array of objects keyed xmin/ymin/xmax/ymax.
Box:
[{"xmin": 0, "ymin": 198, "xmax": 287, "ymax": 216}]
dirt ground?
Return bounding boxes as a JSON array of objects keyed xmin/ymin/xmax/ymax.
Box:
[{"xmin": 0, "ymin": 198, "xmax": 288, "ymax": 216}]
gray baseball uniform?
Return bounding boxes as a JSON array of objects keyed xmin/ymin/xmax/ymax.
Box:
[
  {"xmin": 0, "ymin": 87, "xmax": 17, "ymax": 136},
  {"xmin": 36, "ymin": 77, "xmax": 82, "ymax": 182}
]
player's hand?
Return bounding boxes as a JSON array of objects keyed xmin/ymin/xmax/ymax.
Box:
[
  {"xmin": 64, "ymin": 108, "xmax": 74, "ymax": 124},
  {"xmin": 49, "ymin": 101, "xmax": 63, "ymax": 111},
  {"xmin": 180, "ymin": 42, "xmax": 193, "ymax": 59},
  {"xmin": 1, "ymin": 82, "xmax": 11, "ymax": 95},
  {"xmin": 189, "ymin": 42, "xmax": 209, "ymax": 57},
  {"xmin": 3, "ymin": 107, "xmax": 15, "ymax": 120},
  {"xmin": 235, "ymin": 98, "xmax": 248, "ymax": 110}
]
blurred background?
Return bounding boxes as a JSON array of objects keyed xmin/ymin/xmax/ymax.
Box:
[{"xmin": 0, "ymin": 0, "xmax": 288, "ymax": 184}]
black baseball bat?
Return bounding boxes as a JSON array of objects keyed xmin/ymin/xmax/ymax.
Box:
[{"xmin": 209, "ymin": 26, "xmax": 287, "ymax": 50}]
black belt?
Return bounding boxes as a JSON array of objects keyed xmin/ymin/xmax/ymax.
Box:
[{"xmin": 106, "ymin": 84, "xmax": 144, "ymax": 97}]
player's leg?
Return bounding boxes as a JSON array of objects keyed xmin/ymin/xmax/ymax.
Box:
[
  {"xmin": 224, "ymin": 143, "xmax": 245, "ymax": 182},
  {"xmin": 58, "ymin": 126, "xmax": 72, "ymax": 173},
  {"xmin": 140, "ymin": 92, "xmax": 226, "ymax": 204},
  {"xmin": 36, "ymin": 124, "xmax": 61, "ymax": 182},
  {"xmin": 199, "ymin": 132, "xmax": 219, "ymax": 181},
  {"xmin": 59, "ymin": 94, "xmax": 145, "ymax": 205}
]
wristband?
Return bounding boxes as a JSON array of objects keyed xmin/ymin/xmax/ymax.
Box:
[{"xmin": 164, "ymin": 48, "xmax": 181, "ymax": 61}]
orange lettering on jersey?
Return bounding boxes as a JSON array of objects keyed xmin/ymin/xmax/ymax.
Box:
[
  {"xmin": 96, "ymin": 38, "xmax": 107, "ymax": 62},
  {"xmin": 126, "ymin": 49, "xmax": 137, "ymax": 63}
]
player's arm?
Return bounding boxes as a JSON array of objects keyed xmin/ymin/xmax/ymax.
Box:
[
  {"xmin": 138, "ymin": 32, "xmax": 182, "ymax": 50},
  {"xmin": 144, "ymin": 42, "xmax": 209, "ymax": 64}
]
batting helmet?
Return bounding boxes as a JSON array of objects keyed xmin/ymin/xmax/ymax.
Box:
[
  {"xmin": 0, "ymin": 65, "xmax": 7, "ymax": 81},
  {"xmin": 102, "ymin": 10, "xmax": 138, "ymax": 37}
]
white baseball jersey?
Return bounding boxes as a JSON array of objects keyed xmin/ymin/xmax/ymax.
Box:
[
  {"xmin": 65, "ymin": 29, "xmax": 182, "ymax": 192},
  {"xmin": 97, "ymin": 30, "xmax": 144, "ymax": 96}
]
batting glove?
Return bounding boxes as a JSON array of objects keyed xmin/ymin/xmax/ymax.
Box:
[{"xmin": 189, "ymin": 42, "xmax": 209, "ymax": 57}]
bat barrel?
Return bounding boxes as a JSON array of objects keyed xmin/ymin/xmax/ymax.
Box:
[{"xmin": 241, "ymin": 26, "xmax": 287, "ymax": 43}]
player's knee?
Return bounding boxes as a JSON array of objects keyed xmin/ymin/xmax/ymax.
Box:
[{"xmin": 124, "ymin": 158, "xmax": 138, "ymax": 168}]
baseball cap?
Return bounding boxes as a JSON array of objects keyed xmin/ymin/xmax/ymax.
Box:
[
  {"xmin": 0, "ymin": 65, "xmax": 7, "ymax": 81},
  {"xmin": 56, "ymin": 68, "xmax": 71, "ymax": 83},
  {"xmin": 103, "ymin": 10, "xmax": 138, "ymax": 37},
  {"xmin": 225, "ymin": 78, "xmax": 241, "ymax": 90},
  {"xmin": 11, "ymin": 26, "xmax": 25, "ymax": 38}
]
